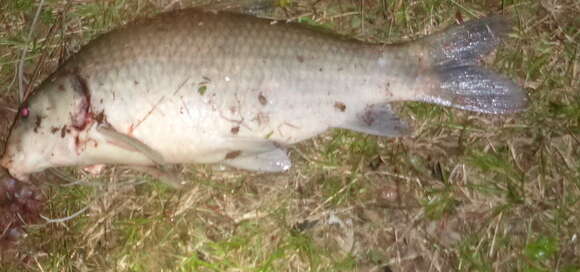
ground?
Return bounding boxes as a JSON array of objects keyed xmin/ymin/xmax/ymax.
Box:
[{"xmin": 0, "ymin": 0, "xmax": 578, "ymax": 271}]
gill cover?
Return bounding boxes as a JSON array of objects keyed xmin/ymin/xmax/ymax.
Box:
[{"xmin": 0, "ymin": 73, "xmax": 92, "ymax": 179}]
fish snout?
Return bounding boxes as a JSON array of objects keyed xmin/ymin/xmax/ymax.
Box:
[
  {"xmin": 0, "ymin": 153, "xmax": 11, "ymax": 170},
  {"xmin": 0, "ymin": 152, "xmax": 31, "ymax": 182}
]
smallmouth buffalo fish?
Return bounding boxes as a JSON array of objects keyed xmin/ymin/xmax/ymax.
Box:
[{"xmin": 0, "ymin": 8, "xmax": 527, "ymax": 187}]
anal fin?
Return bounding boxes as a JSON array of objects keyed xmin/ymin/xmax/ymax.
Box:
[
  {"xmin": 337, "ymin": 104, "xmax": 411, "ymax": 137},
  {"xmin": 223, "ymin": 137, "xmax": 279, "ymax": 155}
]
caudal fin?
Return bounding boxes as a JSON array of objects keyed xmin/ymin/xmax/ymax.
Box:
[{"xmin": 420, "ymin": 16, "xmax": 527, "ymax": 114}]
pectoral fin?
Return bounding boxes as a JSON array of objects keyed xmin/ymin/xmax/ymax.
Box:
[
  {"xmin": 224, "ymin": 148, "xmax": 291, "ymax": 172},
  {"xmin": 337, "ymin": 104, "xmax": 411, "ymax": 137},
  {"xmin": 96, "ymin": 124, "xmax": 165, "ymax": 165},
  {"xmin": 96, "ymin": 124, "xmax": 182, "ymax": 188}
]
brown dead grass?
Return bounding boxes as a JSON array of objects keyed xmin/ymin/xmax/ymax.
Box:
[{"xmin": 0, "ymin": 0, "xmax": 578, "ymax": 271}]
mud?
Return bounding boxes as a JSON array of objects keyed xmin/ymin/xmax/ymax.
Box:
[
  {"xmin": 225, "ymin": 150, "xmax": 242, "ymax": 160},
  {"xmin": 258, "ymin": 92, "xmax": 268, "ymax": 105},
  {"xmin": 334, "ymin": 101, "xmax": 346, "ymax": 112}
]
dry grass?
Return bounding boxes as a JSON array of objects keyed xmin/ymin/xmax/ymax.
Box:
[{"xmin": 0, "ymin": 0, "xmax": 578, "ymax": 271}]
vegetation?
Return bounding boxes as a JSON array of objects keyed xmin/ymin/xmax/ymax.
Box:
[{"xmin": 0, "ymin": 0, "xmax": 578, "ymax": 271}]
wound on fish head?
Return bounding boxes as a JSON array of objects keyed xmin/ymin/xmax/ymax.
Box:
[{"xmin": 1, "ymin": 74, "xmax": 94, "ymax": 179}]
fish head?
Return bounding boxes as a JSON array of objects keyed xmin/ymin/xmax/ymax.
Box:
[{"xmin": 1, "ymin": 75, "xmax": 89, "ymax": 180}]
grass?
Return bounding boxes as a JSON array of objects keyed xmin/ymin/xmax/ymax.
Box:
[{"xmin": 0, "ymin": 0, "xmax": 578, "ymax": 271}]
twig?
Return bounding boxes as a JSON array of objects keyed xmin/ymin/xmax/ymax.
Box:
[
  {"xmin": 40, "ymin": 205, "xmax": 90, "ymax": 223},
  {"xmin": 18, "ymin": 0, "xmax": 45, "ymax": 102}
]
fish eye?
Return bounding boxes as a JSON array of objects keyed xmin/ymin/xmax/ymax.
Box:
[{"xmin": 20, "ymin": 106, "xmax": 30, "ymax": 118}]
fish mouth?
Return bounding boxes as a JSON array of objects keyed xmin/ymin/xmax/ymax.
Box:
[
  {"xmin": 0, "ymin": 155, "xmax": 10, "ymax": 171},
  {"xmin": 0, "ymin": 153, "xmax": 31, "ymax": 182}
]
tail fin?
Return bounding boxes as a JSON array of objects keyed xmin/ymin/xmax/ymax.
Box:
[{"xmin": 420, "ymin": 16, "xmax": 527, "ymax": 114}]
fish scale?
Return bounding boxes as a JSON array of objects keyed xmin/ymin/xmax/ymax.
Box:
[{"xmin": 0, "ymin": 8, "xmax": 526, "ymax": 185}]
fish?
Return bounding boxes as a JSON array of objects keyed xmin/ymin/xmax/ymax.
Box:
[{"xmin": 0, "ymin": 8, "xmax": 527, "ymax": 186}]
